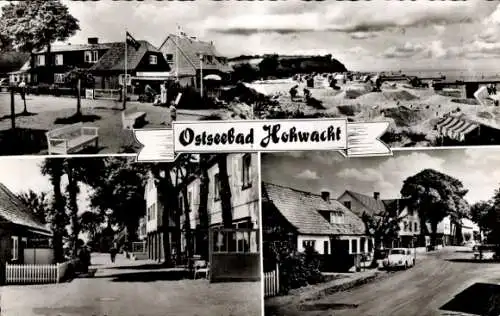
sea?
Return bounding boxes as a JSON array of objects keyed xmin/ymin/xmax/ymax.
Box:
[{"xmin": 386, "ymin": 68, "xmax": 500, "ymax": 82}]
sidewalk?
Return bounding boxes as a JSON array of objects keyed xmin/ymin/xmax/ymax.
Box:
[
  {"xmin": 1, "ymin": 253, "xmax": 261, "ymax": 316},
  {"xmin": 265, "ymin": 269, "xmax": 381, "ymax": 315}
]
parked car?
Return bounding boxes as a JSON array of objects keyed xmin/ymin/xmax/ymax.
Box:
[
  {"xmin": 383, "ymin": 248, "xmax": 415, "ymax": 270},
  {"xmin": 473, "ymin": 244, "xmax": 497, "ymax": 261}
]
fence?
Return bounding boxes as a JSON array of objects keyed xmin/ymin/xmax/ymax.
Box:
[
  {"xmin": 93, "ymin": 89, "xmax": 121, "ymax": 100},
  {"xmin": 132, "ymin": 241, "xmax": 146, "ymax": 253},
  {"xmin": 5, "ymin": 260, "xmax": 74, "ymax": 285},
  {"xmin": 264, "ymin": 263, "xmax": 280, "ymax": 298}
]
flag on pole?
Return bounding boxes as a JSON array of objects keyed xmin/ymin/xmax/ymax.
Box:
[{"xmin": 126, "ymin": 31, "xmax": 141, "ymax": 51}]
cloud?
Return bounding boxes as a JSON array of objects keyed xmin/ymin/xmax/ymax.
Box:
[
  {"xmin": 295, "ymin": 169, "xmax": 320, "ymax": 180},
  {"xmin": 337, "ymin": 168, "xmax": 384, "ymax": 183},
  {"xmin": 382, "ymin": 40, "xmax": 449, "ymax": 59},
  {"xmin": 350, "ymin": 32, "xmax": 378, "ymax": 40},
  {"xmin": 205, "ymin": 1, "xmax": 480, "ymax": 36}
]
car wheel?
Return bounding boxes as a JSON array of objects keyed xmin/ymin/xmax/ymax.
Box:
[{"xmin": 404, "ymin": 262, "xmax": 408, "ymax": 270}]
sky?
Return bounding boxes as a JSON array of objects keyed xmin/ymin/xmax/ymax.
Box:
[
  {"xmin": 261, "ymin": 148, "xmax": 500, "ymax": 205},
  {"xmin": 2, "ymin": 0, "xmax": 497, "ymax": 72},
  {"xmin": 0, "ymin": 157, "xmax": 91, "ymax": 214}
]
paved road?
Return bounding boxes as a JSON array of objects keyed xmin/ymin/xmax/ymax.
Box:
[
  {"xmin": 268, "ymin": 247, "xmax": 500, "ymax": 316},
  {"xmin": 1, "ymin": 253, "xmax": 261, "ymax": 316}
]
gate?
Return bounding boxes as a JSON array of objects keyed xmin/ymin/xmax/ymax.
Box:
[{"xmin": 208, "ymin": 227, "xmax": 260, "ymax": 282}]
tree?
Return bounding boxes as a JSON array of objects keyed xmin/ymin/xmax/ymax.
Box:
[
  {"xmin": 401, "ymin": 169, "xmax": 469, "ymax": 247},
  {"xmin": 64, "ymin": 68, "xmax": 95, "ymax": 117},
  {"xmin": 217, "ymin": 154, "xmax": 233, "ymax": 228},
  {"xmin": 40, "ymin": 158, "xmax": 68, "ymax": 263},
  {"xmin": 232, "ymin": 63, "xmax": 259, "ymax": 83},
  {"xmin": 362, "ymin": 209, "xmax": 405, "ymax": 267},
  {"xmin": 150, "ymin": 163, "xmax": 178, "ymax": 267},
  {"xmin": 17, "ymin": 190, "xmax": 50, "ymax": 225},
  {"xmin": 87, "ymin": 157, "xmax": 149, "ymax": 249},
  {"xmin": 79, "ymin": 211, "xmax": 103, "ymax": 243},
  {"xmin": 258, "ymin": 55, "xmax": 280, "ymax": 79},
  {"xmin": 470, "ymin": 201, "xmax": 493, "ymax": 238},
  {"xmin": 197, "ymin": 155, "xmax": 210, "ymax": 261}
]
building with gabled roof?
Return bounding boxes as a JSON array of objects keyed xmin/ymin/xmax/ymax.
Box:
[
  {"xmin": 159, "ymin": 33, "xmax": 231, "ymax": 87},
  {"xmin": 29, "ymin": 37, "xmax": 171, "ymax": 92},
  {"xmin": 262, "ymin": 182, "xmax": 371, "ymax": 259},
  {"xmin": 0, "ymin": 183, "xmax": 52, "ymax": 283}
]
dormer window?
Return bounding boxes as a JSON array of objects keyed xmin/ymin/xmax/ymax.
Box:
[
  {"xmin": 166, "ymin": 54, "xmax": 173, "ymax": 63},
  {"xmin": 343, "ymin": 201, "xmax": 351, "ymax": 209},
  {"xmin": 84, "ymin": 50, "xmax": 98, "ymax": 63},
  {"xmin": 149, "ymin": 55, "xmax": 157, "ymax": 65}
]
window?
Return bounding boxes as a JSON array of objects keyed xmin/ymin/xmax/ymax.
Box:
[
  {"xmin": 84, "ymin": 50, "xmax": 99, "ymax": 63},
  {"xmin": 147, "ymin": 205, "xmax": 151, "ymax": 221},
  {"xmin": 360, "ymin": 237, "xmax": 366, "ymax": 253},
  {"xmin": 36, "ymin": 55, "xmax": 45, "ymax": 66},
  {"xmin": 302, "ymin": 240, "xmax": 316, "ymax": 250},
  {"xmin": 166, "ymin": 54, "xmax": 173, "ymax": 62},
  {"xmin": 214, "ymin": 173, "xmax": 221, "ymax": 200},
  {"xmin": 55, "ymin": 54, "xmax": 63, "ymax": 65},
  {"xmin": 368, "ymin": 239, "xmax": 373, "ymax": 252},
  {"xmin": 409, "ymin": 222, "xmax": 413, "ymax": 232},
  {"xmin": 242, "ymin": 154, "xmax": 252, "ymax": 189},
  {"xmin": 351, "ymin": 239, "xmax": 358, "ymax": 254},
  {"xmin": 187, "ymin": 191, "xmax": 192, "ymax": 210},
  {"xmin": 21, "ymin": 237, "xmax": 27, "ymax": 249},
  {"xmin": 414, "ymin": 222, "xmax": 418, "ymax": 232},
  {"xmin": 343, "ymin": 201, "xmax": 351, "ymax": 209},
  {"xmin": 149, "ymin": 55, "xmax": 157, "ymax": 65},
  {"xmin": 403, "ymin": 221, "xmax": 409, "ymax": 231},
  {"xmin": 323, "ymin": 241, "xmax": 329, "ymax": 255},
  {"xmin": 152, "ymin": 203, "xmax": 156, "ymax": 220},
  {"xmin": 206, "ymin": 56, "xmax": 214, "ymax": 64},
  {"xmin": 54, "ymin": 73, "xmax": 65, "ymax": 84},
  {"xmin": 11, "ymin": 236, "xmax": 18, "ymax": 261}
]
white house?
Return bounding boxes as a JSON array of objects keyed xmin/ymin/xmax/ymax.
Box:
[{"xmin": 262, "ymin": 183, "xmax": 372, "ymax": 256}]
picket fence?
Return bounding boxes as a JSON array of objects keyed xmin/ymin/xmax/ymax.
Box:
[
  {"xmin": 5, "ymin": 261, "xmax": 73, "ymax": 284},
  {"xmin": 264, "ymin": 264, "xmax": 280, "ymax": 298}
]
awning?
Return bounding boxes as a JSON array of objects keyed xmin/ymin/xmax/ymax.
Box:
[{"xmin": 436, "ymin": 116, "xmax": 479, "ymax": 141}]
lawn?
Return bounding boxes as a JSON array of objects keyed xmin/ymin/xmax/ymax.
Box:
[{"xmin": 0, "ymin": 93, "xmax": 222, "ymax": 155}]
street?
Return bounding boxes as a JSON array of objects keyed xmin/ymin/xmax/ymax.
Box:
[
  {"xmin": 1, "ymin": 253, "xmax": 261, "ymax": 316},
  {"xmin": 267, "ymin": 247, "xmax": 500, "ymax": 316}
]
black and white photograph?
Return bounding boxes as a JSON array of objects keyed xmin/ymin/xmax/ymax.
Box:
[
  {"xmin": 0, "ymin": 153, "xmax": 261, "ymax": 316},
  {"xmin": 0, "ymin": 0, "xmax": 257, "ymax": 156},
  {"xmin": 262, "ymin": 149, "xmax": 500, "ymax": 315}
]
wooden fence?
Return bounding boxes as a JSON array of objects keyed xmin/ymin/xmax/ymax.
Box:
[
  {"xmin": 264, "ymin": 263, "xmax": 280, "ymax": 298},
  {"xmin": 5, "ymin": 260, "xmax": 74, "ymax": 285}
]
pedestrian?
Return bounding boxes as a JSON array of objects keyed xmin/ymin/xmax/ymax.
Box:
[
  {"xmin": 169, "ymin": 101, "xmax": 177, "ymax": 122},
  {"xmin": 109, "ymin": 243, "xmax": 118, "ymax": 263},
  {"xmin": 78, "ymin": 244, "xmax": 90, "ymax": 273},
  {"xmin": 289, "ymin": 85, "xmax": 298, "ymax": 101},
  {"xmin": 160, "ymin": 80, "xmax": 168, "ymax": 105}
]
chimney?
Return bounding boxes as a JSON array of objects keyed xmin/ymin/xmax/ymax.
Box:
[
  {"xmin": 321, "ymin": 191, "xmax": 330, "ymax": 202},
  {"xmin": 88, "ymin": 37, "xmax": 99, "ymax": 45},
  {"xmin": 374, "ymin": 192, "xmax": 380, "ymax": 200}
]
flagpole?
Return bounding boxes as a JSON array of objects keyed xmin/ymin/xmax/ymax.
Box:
[
  {"xmin": 176, "ymin": 24, "xmax": 179, "ymax": 80},
  {"xmin": 123, "ymin": 30, "xmax": 127, "ymax": 110}
]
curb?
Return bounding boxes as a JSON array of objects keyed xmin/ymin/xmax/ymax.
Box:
[{"xmin": 301, "ymin": 272, "xmax": 380, "ymax": 302}]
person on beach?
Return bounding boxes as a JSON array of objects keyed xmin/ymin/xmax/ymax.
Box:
[{"xmin": 289, "ymin": 85, "xmax": 298, "ymax": 101}]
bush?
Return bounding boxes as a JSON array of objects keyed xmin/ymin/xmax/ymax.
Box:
[{"xmin": 279, "ymin": 246, "xmax": 325, "ymax": 293}]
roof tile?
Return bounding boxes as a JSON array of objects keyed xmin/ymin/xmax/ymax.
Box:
[{"xmin": 263, "ymin": 183, "xmax": 366, "ymax": 235}]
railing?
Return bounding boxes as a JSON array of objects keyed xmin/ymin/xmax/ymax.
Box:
[
  {"xmin": 264, "ymin": 263, "xmax": 280, "ymax": 298},
  {"xmin": 5, "ymin": 260, "xmax": 75, "ymax": 285},
  {"xmin": 93, "ymin": 89, "xmax": 120, "ymax": 101}
]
